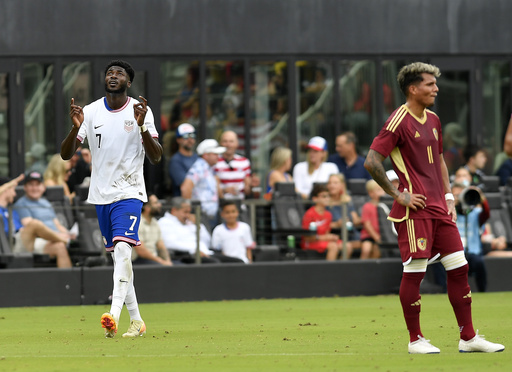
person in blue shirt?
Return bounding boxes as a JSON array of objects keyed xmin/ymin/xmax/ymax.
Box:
[
  {"xmin": 327, "ymin": 132, "xmax": 371, "ymax": 180},
  {"xmin": 168, "ymin": 123, "xmax": 199, "ymax": 196}
]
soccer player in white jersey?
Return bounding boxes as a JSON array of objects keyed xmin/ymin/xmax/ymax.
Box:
[{"xmin": 61, "ymin": 60, "xmax": 163, "ymax": 338}]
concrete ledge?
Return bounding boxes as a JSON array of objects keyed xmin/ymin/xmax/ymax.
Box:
[{"xmin": 1, "ymin": 257, "xmax": 512, "ymax": 308}]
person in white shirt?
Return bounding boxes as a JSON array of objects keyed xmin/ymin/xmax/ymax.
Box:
[
  {"xmin": 61, "ymin": 60, "xmax": 163, "ymax": 339},
  {"xmin": 292, "ymin": 136, "xmax": 339, "ymax": 199},
  {"xmin": 211, "ymin": 200, "xmax": 255, "ymax": 263},
  {"xmin": 157, "ymin": 197, "xmax": 218, "ymax": 263}
]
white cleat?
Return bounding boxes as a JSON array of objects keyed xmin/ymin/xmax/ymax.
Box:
[
  {"xmin": 459, "ymin": 331, "xmax": 505, "ymax": 353},
  {"xmin": 408, "ymin": 336, "xmax": 441, "ymax": 354}
]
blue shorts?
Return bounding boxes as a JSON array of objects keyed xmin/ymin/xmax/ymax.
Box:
[{"xmin": 95, "ymin": 199, "xmax": 143, "ymax": 252}]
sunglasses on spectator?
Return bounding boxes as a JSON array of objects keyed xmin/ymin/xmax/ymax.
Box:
[{"xmin": 181, "ymin": 133, "xmax": 196, "ymax": 139}]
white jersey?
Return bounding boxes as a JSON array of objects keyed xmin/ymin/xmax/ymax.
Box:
[
  {"xmin": 77, "ymin": 97, "xmax": 159, "ymax": 204},
  {"xmin": 211, "ymin": 222, "xmax": 256, "ymax": 263}
]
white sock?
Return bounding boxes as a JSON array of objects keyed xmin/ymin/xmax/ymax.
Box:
[
  {"xmin": 110, "ymin": 242, "xmax": 132, "ymax": 322},
  {"xmin": 125, "ymin": 273, "xmax": 142, "ymax": 321}
]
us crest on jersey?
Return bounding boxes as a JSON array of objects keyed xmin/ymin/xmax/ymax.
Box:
[{"xmin": 124, "ymin": 120, "xmax": 135, "ymax": 133}]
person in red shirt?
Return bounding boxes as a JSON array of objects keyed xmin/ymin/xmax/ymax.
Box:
[
  {"xmin": 360, "ymin": 180, "xmax": 384, "ymax": 259},
  {"xmin": 301, "ymin": 184, "xmax": 343, "ymax": 261},
  {"xmin": 364, "ymin": 62, "xmax": 504, "ymax": 354}
]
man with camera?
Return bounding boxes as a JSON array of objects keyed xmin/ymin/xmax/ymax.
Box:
[{"xmin": 451, "ymin": 183, "xmax": 490, "ymax": 292}]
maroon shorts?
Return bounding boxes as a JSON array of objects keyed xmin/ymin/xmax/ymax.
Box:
[{"xmin": 394, "ymin": 216, "xmax": 463, "ymax": 263}]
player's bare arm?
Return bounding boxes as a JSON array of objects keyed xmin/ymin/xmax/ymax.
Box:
[
  {"xmin": 364, "ymin": 149, "xmax": 426, "ymax": 211},
  {"xmin": 135, "ymin": 96, "xmax": 163, "ymax": 165},
  {"xmin": 440, "ymin": 153, "xmax": 457, "ymax": 222},
  {"xmin": 61, "ymin": 98, "xmax": 83, "ymax": 160},
  {"xmin": 504, "ymin": 115, "xmax": 512, "ymax": 157}
]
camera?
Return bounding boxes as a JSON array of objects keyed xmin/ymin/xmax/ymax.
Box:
[{"xmin": 458, "ymin": 187, "xmax": 481, "ymax": 213}]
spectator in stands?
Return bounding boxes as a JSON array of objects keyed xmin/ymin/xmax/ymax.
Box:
[
  {"xmin": 8, "ymin": 172, "xmax": 72, "ymax": 268},
  {"xmin": 264, "ymin": 146, "xmax": 294, "ymax": 200},
  {"xmin": 359, "ymin": 180, "xmax": 384, "ymax": 259},
  {"xmin": 44, "ymin": 154, "xmax": 74, "ymax": 200},
  {"xmin": 0, "ymin": 174, "xmax": 24, "ymax": 196},
  {"xmin": 293, "ymin": 136, "xmax": 338, "ymax": 199},
  {"xmin": 66, "ymin": 146, "xmax": 92, "ymax": 194},
  {"xmin": 452, "ymin": 183, "xmax": 490, "ymax": 292},
  {"xmin": 328, "ymin": 132, "xmax": 372, "ymax": 180},
  {"xmin": 215, "ymin": 130, "xmax": 252, "ymax": 199},
  {"xmin": 326, "ymin": 173, "xmax": 361, "ymax": 255},
  {"xmin": 453, "ymin": 166, "xmax": 472, "ymax": 187},
  {"xmin": 495, "ymin": 157, "xmax": 512, "ymax": 186},
  {"xmin": 169, "ymin": 123, "xmax": 198, "ymax": 196},
  {"xmin": 301, "ymin": 184, "xmax": 343, "ymax": 261},
  {"xmin": 463, "ymin": 144, "xmax": 487, "ymax": 187},
  {"xmin": 181, "ymin": 139, "xmax": 225, "ymax": 228},
  {"xmin": 157, "ymin": 197, "xmax": 218, "ymax": 263},
  {"xmin": 503, "ymin": 114, "xmax": 512, "ymax": 157},
  {"xmin": 132, "ymin": 194, "xmax": 172, "ymax": 266},
  {"xmin": 481, "ymin": 225, "xmax": 512, "ymax": 257},
  {"xmin": 211, "ymin": 200, "xmax": 256, "ymax": 263},
  {"xmin": 26, "ymin": 142, "xmax": 47, "ymax": 175}
]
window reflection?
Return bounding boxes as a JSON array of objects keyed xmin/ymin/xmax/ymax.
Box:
[
  {"xmin": 339, "ymin": 60, "xmax": 376, "ymax": 152},
  {"xmin": 0, "ymin": 73, "xmax": 8, "ymax": 176},
  {"xmin": 24, "ymin": 63, "xmax": 55, "ymax": 173},
  {"xmin": 483, "ymin": 61, "xmax": 511, "ymax": 174},
  {"xmin": 250, "ymin": 61, "xmax": 289, "ymax": 186},
  {"xmin": 296, "ymin": 61, "xmax": 334, "ymax": 157}
]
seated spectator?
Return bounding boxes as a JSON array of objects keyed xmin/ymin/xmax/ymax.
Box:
[
  {"xmin": 293, "ymin": 136, "xmax": 338, "ymax": 199},
  {"xmin": 496, "ymin": 157, "xmax": 512, "ymax": 186},
  {"xmin": 326, "ymin": 173, "xmax": 360, "ymax": 255},
  {"xmin": 181, "ymin": 139, "xmax": 225, "ymax": 228},
  {"xmin": 463, "ymin": 144, "xmax": 487, "ymax": 187},
  {"xmin": 4, "ymin": 173, "xmax": 72, "ymax": 268},
  {"xmin": 211, "ymin": 200, "xmax": 256, "ymax": 263},
  {"xmin": 359, "ymin": 180, "xmax": 384, "ymax": 259},
  {"xmin": 133, "ymin": 194, "xmax": 172, "ymax": 266},
  {"xmin": 157, "ymin": 197, "xmax": 218, "ymax": 263},
  {"xmin": 481, "ymin": 226, "xmax": 512, "ymax": 257},
  {"xmin": 328, "ymin": 132, "xmax": 372, "ymax": 180},
  {"xmin": 264, "ymin": 146, "xmax": 294, "ymax": 200},
  {"xmin": 215, "ymin": 130, "xmax": 252, "ymax": 199},
  {"xmin": 44, "ymin": 154, "xmax": 74, "ymax": 200},
  {"xmin": 301, "ymin": 184, "xmax": 343, "ymax": 261},
  {"xmin": 66, "ymin": 146, "xmax": 92, "ymax": 194},
  {"xmin": 452, "ymin": 183, "xmax": 490, "ymax": 292},
  {"xmin": 169, "ymin": 123, "xmax": 198, "ymax": 196},
  {"xmin": 453, "ymin": 166, "xmax": 472, "ymax": 187}
]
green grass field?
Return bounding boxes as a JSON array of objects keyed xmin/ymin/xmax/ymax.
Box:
[{"xmin": 0, "ymin": 293, "xmax": 510, "ymax": 371}]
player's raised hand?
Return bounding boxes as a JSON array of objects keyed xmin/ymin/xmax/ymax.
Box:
[
  {"xmin": 69, "ymin": 98, "xmax": 84, "ymax": 128},
  {"xmin": 396, "ymin": 188, "xmax": 426, "ymax": 211},
  {"xmin": 134, "ymin": 96, "xmax": 148, "ymax": 126}
]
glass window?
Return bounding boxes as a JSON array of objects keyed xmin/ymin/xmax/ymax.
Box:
[
  {"xmin": 160, "ymin": 61, "xmax": 199, "ymax": 160},
  {"xmin": 483, "ymin": 61, "xmax": 511, "ymax": 174},
  {"xmin": 205, "ymin": 61, "xmax": 244, "ymax": 144},
  {"xmin": 296, "ymin": 61, "xmax": 334, "ymax": 156},
  {"xmin": 249, "ymin": 61, "xmax": 289, "ymax": 187},
  {"xmin": 24, "ymin": 62, "xmax": 55, "ymax": 174},
  {"xmin": 339, "ymin": 60, "xmax": 377, "ymax": 153},
  {"xmin": 62, "ymin": 61, "xmax": 92, "ymax": 121},
  {"xmin": 0, "ymin": 73, "xmax": 9, "ymax": 176}
]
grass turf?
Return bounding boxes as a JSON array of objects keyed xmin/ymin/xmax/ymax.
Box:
[{"xmin": 0, "ymin": 292, "xmax": 510, "ymax": 371}]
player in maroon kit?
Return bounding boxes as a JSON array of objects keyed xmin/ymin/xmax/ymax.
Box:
[{"xmin": 364, "ymin": 62, "xmax": 504, "ymax": 354}]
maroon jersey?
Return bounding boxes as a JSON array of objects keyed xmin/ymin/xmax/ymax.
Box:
[{"xmin": 370, "ymin": 104, "xmax": 447, "ymax": 221}]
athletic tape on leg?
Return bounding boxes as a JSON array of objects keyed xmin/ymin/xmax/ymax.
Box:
[
  {"xmin": 403, "ymin": 258, "xmax": 428, "ymax": 273},
  {"xmin": 441, "ymin": 251, "xmax": 467, "ymax": 271}
]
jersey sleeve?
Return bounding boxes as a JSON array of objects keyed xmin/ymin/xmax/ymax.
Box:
[
  {"xmin": 77, "ymin": 105, "xmax": 91, "ymax": 143},
  {"xmin": 241, "ymin": 223, "xmax": 256, "ymax": 249},
  {"xmin": 142, "ymin": 106, "xmax": 159, "ymax": 139}
]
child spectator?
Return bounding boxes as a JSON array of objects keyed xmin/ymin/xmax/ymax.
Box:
[
  {"xmin": 301, "ymin": 184, "xmax": 343, "ymax": 261},
  {"xmin": 360, "ymin": 179, "xmax": 384, "ymax": 259},
  {"xmin": 211, "ymin": 200, "xmax": 256, "ymax": 263}
]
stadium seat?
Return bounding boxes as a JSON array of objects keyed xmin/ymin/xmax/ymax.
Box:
[
  {"xmin": 347, "ymin": 178, "xmax": 368, "ymax": 195},
  {"xmin": 377, "ymin": 202, "xmax": 400, "ymax": 258}
]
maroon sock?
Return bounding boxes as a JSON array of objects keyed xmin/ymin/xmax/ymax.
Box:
[
  {"xmin": 399, "ymin": 272, "xmax": 425, "ymax": 342},
  {"xmin": 446, "ymin": 264, "xmax": 475, "ymax": 341}
]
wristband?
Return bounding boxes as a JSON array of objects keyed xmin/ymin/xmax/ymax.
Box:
[
  {"xmin": 139, "ymin": 124, "xmax": 148, "ymax": 133},
  {"xmin": 445, "ymin": 193, "xmax": 454, "ymax": 201}
]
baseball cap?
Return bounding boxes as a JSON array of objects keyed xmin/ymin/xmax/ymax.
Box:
[
  {"xmin": 24, "ymin": 171, "xmax": 43, "ymax": 184},
  {"xmin": 196, "ymin": 139, "xmax": 226, "ymax": 156},
  {"xmin": 176, "ymin": 123, "xmax": 196, "ymax": 138},
  {"xmin": 308, "ymin": 136, "xmax": 327, "ymax": 151}
]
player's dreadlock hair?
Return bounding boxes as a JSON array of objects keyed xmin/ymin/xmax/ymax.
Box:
[
  {"xmin": 397, "ymin": 62, "xmax": 440, "ymax": 97},
  {"xmin": 105, "ymin": 60, "xmax": 135, "ymax": 83}
]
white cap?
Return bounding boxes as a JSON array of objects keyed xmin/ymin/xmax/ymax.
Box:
[
  {"xmin": 386, "ymin": 169, "xmax": 399, "ymax": 182},
  {"xmin": 196, "ymin": 139, "xmax": 226, "ymax": 156},
  {"xmin": 176, "ymin": 123, "xmax": 196, "ymax": 137},
  {"xmin": 307, "ymin": 136, "xmax": 327, "ymax": 151}
]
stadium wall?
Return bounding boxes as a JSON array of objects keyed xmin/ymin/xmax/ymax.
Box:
[
  {"xmin": 0, "ymin": 257, "xmax": 511, "ymax": 308},
  {"xmin": 1, "ymin": 0, "xmax": 512, "ymax": 56}
]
